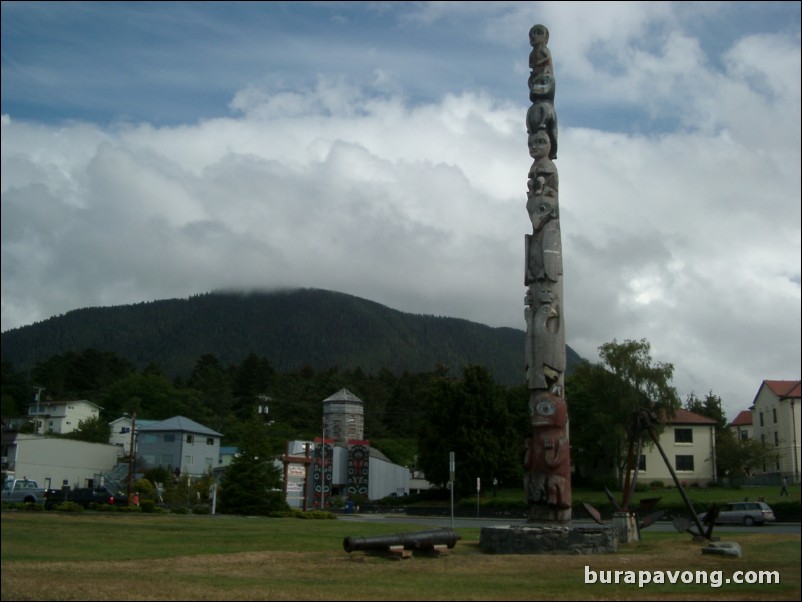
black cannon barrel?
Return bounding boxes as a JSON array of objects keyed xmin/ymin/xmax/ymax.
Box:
[{"xmin": 343, "ymin": 528, "xmax": 461, "ymax": 553}]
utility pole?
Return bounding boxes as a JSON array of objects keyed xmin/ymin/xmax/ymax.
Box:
[
  {"xmin": 32, "ymin": 386, "xmax": 45, "ymax": 434},
  {"xmin": 127, "ymin": 413, "xmax": 136, "ymax": 500}
]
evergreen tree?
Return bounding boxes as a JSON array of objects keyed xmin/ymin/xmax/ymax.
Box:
[
  {"xmin": 417, "ymin": 365, "xmax": 520, "ymax": 497},
  {"xmin": 219, "ymin": 419, "xmax": 288, "ymax": 515}
]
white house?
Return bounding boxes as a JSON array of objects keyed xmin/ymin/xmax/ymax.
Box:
[
  {"xmin": 750, "ymin": 380, "xmax": 801, "ymax": 481},
  {"xmin": 27, "ymin": 399, "xmax": 102, "ymax": 435},
  {"xmin": 635, "ymin": 409, "xmax": 718, "ymax": 486}
]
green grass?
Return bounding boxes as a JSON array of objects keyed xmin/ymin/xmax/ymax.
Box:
[
  {"xmin": 2, "ymin": 510, "xmax": 800, "ymax": 600},
  {"xmin": 465, "ymin": 484, "xmax": 800, "ymax": 512}
]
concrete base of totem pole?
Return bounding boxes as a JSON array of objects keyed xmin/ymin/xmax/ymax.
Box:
[
  {"xmin": 612, "ymin": 511, "xmax": 640, "ymax": 544},
  {"xmin": 479, "ymin": 523, "xmax": 618, "ymax": 555}
]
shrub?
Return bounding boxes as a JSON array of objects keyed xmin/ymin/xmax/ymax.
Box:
[
  {"xmin": 53, "ymin": 501, "xmax": 84, "ymax": 513},
  {"xmin": 139, "ymin": 500, "xmax": 158, "ymax": 513}
]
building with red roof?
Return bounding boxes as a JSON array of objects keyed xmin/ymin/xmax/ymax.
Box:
[{"xmin": 750, "ymin": 380, "xmax": 801, "ymax": 482}]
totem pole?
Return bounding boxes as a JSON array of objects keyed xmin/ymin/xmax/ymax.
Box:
[{"xmin": 523, "ymin": 24, "xmax": 571, "ymax": 523}]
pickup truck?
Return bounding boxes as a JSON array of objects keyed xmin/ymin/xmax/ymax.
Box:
[
  {"xmin": 44, "ymin": 485, "xmax": 129, "ymax": 510},
  {"xmin": 1, "ymin": 478, "xmax": 49, "ymax": 505}
]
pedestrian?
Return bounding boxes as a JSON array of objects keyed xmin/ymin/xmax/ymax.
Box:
[
  {"xmin": 780, "ymin": 478, "xmax": 789, "ymax": 497},
  {"xmin": 133, "ymin": 491, "xmax": 140, "ymax": 507}
]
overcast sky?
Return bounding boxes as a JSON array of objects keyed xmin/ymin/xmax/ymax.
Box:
[{"xmin": 2, "ymin": 1, "xmax": 800, "ymax": 419}]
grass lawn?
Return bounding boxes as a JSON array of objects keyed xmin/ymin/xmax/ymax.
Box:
[
  {"xmin": 463, "ymin": 484, "xmax": 800, "ymax": 513},
  {"xmin": 1, "ymin": 510, "xmax": 799, "ymax": 600}
]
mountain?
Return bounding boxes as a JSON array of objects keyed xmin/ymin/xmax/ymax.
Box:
[{"xmin": 0, "ymin": 288, "xmax": 583, "ymax": 386}]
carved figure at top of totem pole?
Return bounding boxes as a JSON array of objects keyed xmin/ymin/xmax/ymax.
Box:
[
  {"xmin": 527, "ymin": 25, "xmax": 557, "ymax": 159},
  {"xmin": 528, "ymin": 24, "xmax": 552, "ymax": 75}
]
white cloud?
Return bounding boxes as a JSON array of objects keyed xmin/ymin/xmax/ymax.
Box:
[{"xmin": 1, "ymin": 2, "xmax": 800, "ymax": 420}]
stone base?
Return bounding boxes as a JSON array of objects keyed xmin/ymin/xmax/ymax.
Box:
[{"xmin": 480, "ymin": 524, "xmax": 618, "ymax": 555}]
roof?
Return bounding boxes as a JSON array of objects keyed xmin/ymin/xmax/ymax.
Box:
[
  {"xmin": 138, "ymin": 415, "xmax": 223, "ymax": 437},
  {"xmin": 31, "ymin": 399, "xmax": 103, "ymax": 411},
  {"xmin": 665, "ymin": 408, "xmax": 718, "ymax": 426},
  {"xmin": 108, "ymin": 417, "xmax": 158, "ymax": 428},
  {"xmin": 323, "ymin": 388, "xmax": 364, "ymax": 404},
  {"xmin": 763, "ymin": 380, "xmax": 801, "ymax": 400},
  {"xmin": 729, "ymin": 410, "xmax": 753, "ymax": 427}
]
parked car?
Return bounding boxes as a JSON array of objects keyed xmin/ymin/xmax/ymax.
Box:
[
  {"xmin": 701, "ymin": 501, "xmax": 775, "ymax": 526},
  {"xmin": 45, "ymin": 486, "xmax": 129, "ymax": 510}
]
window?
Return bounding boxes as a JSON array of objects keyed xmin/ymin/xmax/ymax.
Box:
[
  {"xmin": 774, "ymin": 432, "xmax": 779, "ymax": 446},
  {"xmin": 206, "ymin": 437, "xmax": 215, "ymax": 445},
  {"xmin": 674, "ymin": 428, "xmax": 693, "ymax": 444},
  {"xmin": 740, "ymin": 429, "xmax": 748, "ymax": 441},
  {"xmin": 760, "ymin": 412, "xmax": 764, "ymax": 427},
  {"xmin": 120, "ymin": 427, "xmax": 130, "ymax": 434},
  {"xmin": 205, "ymin": 457, "xmax": 214, "ymax": 468},
  {"xmin": 186, "ymin": 435, "xmax": 194, "ymax": 444},
  {"xmin": 675, "ymin": 455, "xmax": 694, "ymax": 471},
  {"xmin": 161, "ymin": 454, "xmax": 173, "ymax": 465},
  {"xmin": 163, "ymin": 433, "xmax": 175, "ymax": 443},
  {"xmin": 773, "ymin": 408, "xmax": 777, "ymax": 423},
  {"xmin": 638, "ymin": 455, "xmax": 646, "ymax": 471},
  {"xmin": 184, "ymin": 455, "xmax": 194, "ymax": 465}
]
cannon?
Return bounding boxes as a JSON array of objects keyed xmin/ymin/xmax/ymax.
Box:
[{"xmin": 343, "ymin": 528, "xmax": 461, "ymax": 555}]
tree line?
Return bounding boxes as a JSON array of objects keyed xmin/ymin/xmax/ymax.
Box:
[{"xmin": 1, "ymin": 338, "xmax": 774, "ymax": 498}]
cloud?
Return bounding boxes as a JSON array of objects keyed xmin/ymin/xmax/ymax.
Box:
[{"xmin": 1, "ymin": 2, "xmax": 800, "ymax": 420}]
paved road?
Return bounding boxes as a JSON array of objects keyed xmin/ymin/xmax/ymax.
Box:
[{"xmin": 338, "ymin": 513, "xmax": 801, "ymax": 535}]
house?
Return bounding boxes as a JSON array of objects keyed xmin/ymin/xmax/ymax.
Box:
[
  {"xmin": 749, "ymin": 380, "xmax": 801, "ymax": 481},
  {"xmin": 136, "ymin": 416, "xmax": 223, "ymax": 477},
  {"xmin": 635, "ymin": 409, "xmax": 718, "ymax": 486},
  {"xmin": 728, "ymin": 410, "xmax": 753, "ymax": 441},
  {"xmin": 108, "ymin": 416, "xmax": 158, "ymax": 456},
  {"xmin": 27, "ymin": 399, "xmax": 102, "ymax": 435},
  {"xmin": 218, "ymin": 446, "xmax": 239, "ymax": 468}
]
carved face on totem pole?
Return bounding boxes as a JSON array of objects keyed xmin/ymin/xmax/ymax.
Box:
[
  {"xmin": 529, "ymin": 24, "xmax": 549, "ymax": 46},
  {"xmin": 530, "ymin": 392, "xmax": 567, "ymax": 431},
  {"xmin": 528, "ymin": 128, "xmax": 551, "ymax": 160}
]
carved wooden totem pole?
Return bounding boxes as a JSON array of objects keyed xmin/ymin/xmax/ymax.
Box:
[{"xmin": 523, "ymin": 24, "xmax": 571, "ymax": 523}]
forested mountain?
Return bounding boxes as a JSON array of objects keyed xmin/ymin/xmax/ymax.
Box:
[{"xmin": 0, "ymin": 288, "xmax": 582, "ymax": 386}]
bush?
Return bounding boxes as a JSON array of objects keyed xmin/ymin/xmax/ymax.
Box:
[
  {"xmin": 139, "ymin": 500, "xmax": 158, "ymax": 513},
  {"xmin": 53, "ymin": 501, "xmax": 84, "ymax": 513}
]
